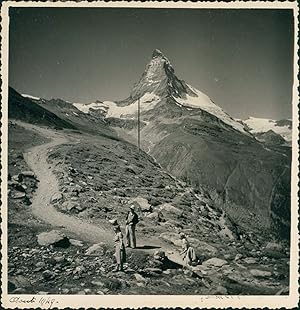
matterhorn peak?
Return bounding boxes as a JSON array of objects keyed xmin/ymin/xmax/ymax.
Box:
[{"xmin": 152, "ymin": 48, "xmax": 165, "ymax": 58}]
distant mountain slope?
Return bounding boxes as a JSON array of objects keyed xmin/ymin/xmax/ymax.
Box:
[
  {"xmin": 8, "ymin": 87, "xmax": 76, "ymax": 129},
  {"xmin": 19, "ymin": 93, "xmax": 119, "ymax": 140},
  {"xmin": 243, "ymin": 117, "xmax": 292, "ymax": 142}
]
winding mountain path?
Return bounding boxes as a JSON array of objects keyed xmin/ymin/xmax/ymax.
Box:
[
  {"xmin": 20, "ymin": 121, "xmax": 114, "ymax": 244},
  {"xmin": 17, "ymin": 121, "xmax": 184, "ymax": 264}
]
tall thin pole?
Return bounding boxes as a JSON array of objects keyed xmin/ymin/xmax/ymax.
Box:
[{"xmin": 137, "ymin": 97, "xmax": 140, "ymax": 152}]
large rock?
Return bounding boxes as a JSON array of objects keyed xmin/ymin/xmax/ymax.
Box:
[
  {"xmin": 159, "ymin": 203, "xmax": 183, "ymax": 217},
  {"xmin": 86, "ymin": 242, "xmax": 108, "ymax": 256},
  {"xmin": 202, "ymin": 258, "xmax": 228, "ymax": 268},
  {"xmin": 8, "ymin": 275, "xmax": 32, "ymax": 292},
  {"xmin": 11, "ymin": 191, "xmax": 26, "ymax": 199},
  {"xmin": 50, "ymin": 193, "xmax": 63, "ymax": 204},
  {"xmin": 70, "ymin": 239, "xmax": 84, "ymax": 247},
  {"xmin": 131, "ymin": 197, "xmax": 152, "ymax": 212},
  {"xmin": 250, "ymin": 269, "xmax": 272, "ymax": 278},
  {"xmin": 20, "ymin": 170, "xmax": 36, "ymax": 178},
  {"xmin": 37, "ymin": 230, "xmax": 70, "ymax": 248},
  {"xmin": 265, "ymin": 242, "xmax": 283, "ymax": 251}
]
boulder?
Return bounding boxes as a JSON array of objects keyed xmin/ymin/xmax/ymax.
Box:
[
  {"xmin": 20, "ymin": 170, "xmax": 36, "ymax": 178},
  {"xmin": 144, "ymin": 267, "xmax": 162, "ymax": 274},
  {"xmin": 202, "ymin": 258, "xmax": 228, "ymax": 268},
  {"xmin": 131, "ymin": 197, "xmax": 152, "ymax": 212},
  {"xmin": 153, "ymin": 250, "xmax": 166, "ymax": 261},
  {"xmin": 134, "ymin": 273, "xmax": 147, "ymax": 282},
  {"xmin": 61, "ymin": 201, "xmax": 77, "ymax": 212},
  {"xmin": 146, "ymin": 212, "xmax": 162, "ymax": 221},
  {"xmin": 86, "ymin": 243, "xmax": 107, "ymax": 256},
  {"xmin": 160, "ymin": 203, "xmax": 183, "ymax": 217},
  {"xmin": 50, "ymin": 193, "xmax": 63, "ymax": 204},
  {"xmin": 264, "ymin": 242, "xmax": 286, "ymax": 258},
  {"xmin": 11, "ymin": 191, "xmax": 26, "ymax": 199},
  {"xmin": 210, "ymin": 285, "xmax": 228, "ymax": 295},
  {"xmin": 8, "ymin": 275, "xmax": 32, "ymax": 292},
  {"xmin": 37, "ymin": 230, "xmax": 70, "ymax": 248},
  {"xmin": 42, "ymin": 270, "xmax": 56, "ymax": 281},
  {"xmin": 70, "ymin": 239, "xmax": 84, "ymax": 247},
  {"xmin": 243, "ymin": 257, "xmax": 257, "ymax": 264},
  {"xmin": 12, "ymin": 174, "xmax": 22, "ymax": 182},
  {"xmin": 250, "ymin": 269, "xmax": 272, "ymax": 278}
]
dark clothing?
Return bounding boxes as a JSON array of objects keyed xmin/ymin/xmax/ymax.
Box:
[{"xmin": 126, "ymin": 211, "xmax": 138, "ymax": 248}]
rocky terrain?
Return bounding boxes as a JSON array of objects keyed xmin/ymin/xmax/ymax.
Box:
[
  {"xmin": 7, "ymin": 120, "xmax": 290, "ymax": 295},
  {"xmin": 6, "ymin": 49, "xmax": 292, "ymax": 296}
]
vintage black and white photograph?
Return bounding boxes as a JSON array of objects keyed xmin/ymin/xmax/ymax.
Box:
[{"xmin": 1, "ymin": 1, "xmax": 299, "ymax": 309}]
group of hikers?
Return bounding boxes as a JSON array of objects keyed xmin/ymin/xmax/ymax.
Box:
[
  {"xmin": 110, "ymin": 205, "xmax": 197, "ymax": 272},
  {"xmin": 110, "ymin": 205, "xmax": 139, "ymax": 272}
]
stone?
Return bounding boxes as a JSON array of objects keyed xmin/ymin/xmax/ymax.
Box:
[
  {"xmin": 61, "ymin": 201, "xmax": 77, "ymax": 212},
  {"xmin": 75, "ymin": 204, "xmax": 87, "ymax": 212},
  {"xmin": 20, "ymin": 171, "xmax": 36, "ymax": 178},
  {"xmin": 265, "ymin": 242, "xmax": 283, "ymax": 251},
  {"xmin": 160, "ymin": 203, "xmax": 183, "ymax": 217},
  {"xmin": 243, "ymin": 257, "xmax": 257, "ymax": 264},
  {"xmin": 37, "ymin": 230, "xmax": 70, "ymax": 248},
  {"xmin": 62, "ymin": 288, "xmax": 70, "ymax": 294},
  {"xmin": 250, "ymin": 269, "xmax": 272, "ymax": 278},
  {"xmin": 8, "ymin": 275, "xmax": 31, "ymax": 292},
  {"xmin": 211, "ymin": 285, "xmax": 228, "ymax": 295},
  {"xmin": 92, "ymin": 281, "xmax": 105, "ymax": 287},
  {"xmin": 53, "ymin": 255, "xmax": 65, "ymax": 264},
  {"xmin": 276, "ymin": 286, "xmax": 289, "ymax": 295},
  {"xmin": 130, "ymin": 197, "xmax": 152, "ymax": 212},
  {"xmin": 12, "ymin": 174, "xmax": 22, "ymax": 182},
  {"xmin": 70, "ymin": 239, "xmax": 84, "ymax": 247},
  {"xmin": 235, "ymin": 254, "xmax": 243, "ymax": 261},
  {"xmin": 134, "ymin": 273, "xmax": 147, "ymax": 282},
  {"xmin": 144, "ymin": 267, "xmax": 162, "ymax": 274},
  {"xmin": 35, "ymin": 261, "xmax": 46, "ymax": 268},
  {"xmin": 11, "ymin": 191, "xmax": 26, "ymax": 199},
  {"xmin": 86, "ymin": 243, "xmax": 107, "ymax": 256},
  {"xmin": 50, "ymin": 193, "xmax": 63, "ymax": 204},
  {"xmin": 202, "ymin": 258, "xmax": 228, "ymax": 268},
  {"xmin": 146, "ymin": 212, "xmax": 161, "ymax": 221},
  {"xmin": 42, "ymin": 270, "xmax": 56, "ymax": 281},
  {"xmin": 153, "ymin": 250, "xmax": 165, "ymax": 260}
]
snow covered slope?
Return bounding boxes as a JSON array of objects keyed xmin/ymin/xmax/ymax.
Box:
[
  {"xmin": 243, "ymin": 117, "xmax": 292, "ymax": 142},
  {"xmin": 173, "ymin": 84, "xmax": 248, "ymax": 134},
  {"xmin": 22, "ymin": 94, "xmax": 41, "ymax": 101},
  {"xmin": 73, "ymin": 93, "xmax": 161, "ymax": 119}
]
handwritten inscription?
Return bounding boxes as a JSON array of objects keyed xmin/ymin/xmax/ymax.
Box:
[{"xmin": 9, "ymin": 296, "xmax": 58, "ymax": 309}]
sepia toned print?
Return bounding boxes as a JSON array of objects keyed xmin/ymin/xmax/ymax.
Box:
[{"xmin": 1, "ymin": 1, "xmax": 299, "ymax": 308}]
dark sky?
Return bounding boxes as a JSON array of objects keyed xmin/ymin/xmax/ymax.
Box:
[{"xmin": 9, "ymin": 8, "xmax": 294, "ymax": 119}]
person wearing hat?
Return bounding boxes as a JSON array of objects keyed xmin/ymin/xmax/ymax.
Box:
[
  {"xmin": 111, "ymin": 219, "xmax": 126, "ymax": 272},
  {"xmin": 125, "ymin": 205, "xmax": 139, "ymax": 248},
  {"xmin": 179, "ymin": 233, "xmax": 197, "ymax": 266}
]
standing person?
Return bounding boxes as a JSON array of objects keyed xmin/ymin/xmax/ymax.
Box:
[
  {"xmin": 110, "ymin": 219, "xmax": 126, "ymax": 272},
  {"xmin": 179, "ymin": 233, "xmax": 197, "ymax": 266},
  {"xmin": 125, "ymin": 205, "xmax": 139, "ymax": 248}
]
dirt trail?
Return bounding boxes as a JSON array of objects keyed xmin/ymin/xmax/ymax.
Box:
[
  {"xmin": 18, "ymin": 121, "xmax": 184, "ymax": 264},
  {"xmin": 20, "ymin": 121, "xmax": 114, "ymax": 244}
]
